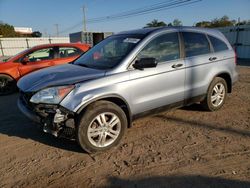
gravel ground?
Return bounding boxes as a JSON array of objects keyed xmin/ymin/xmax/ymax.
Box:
[{"xmin": 0, "ymin": 66, "xmax": 249, "ymax": 188}]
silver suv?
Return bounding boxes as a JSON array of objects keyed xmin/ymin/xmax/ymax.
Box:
[{"xmin": 17, "ymin": 26, "xmax": 238, "ymax": 153}]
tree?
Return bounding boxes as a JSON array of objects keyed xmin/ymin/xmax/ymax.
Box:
[
  {"xmin": 210, "ymin": 15, "xmax": 235, "ymax": 27},
  {"xmin": 0, "ymin": 22, "xmax": 42, "ymax": 37},
  {"xmin": 195, "ymin": 21, "xmax": 211, "ymax": 27},
  {"xmin": 145, "ymin": 19, "xmax": 167, "ymax": 28},
  {"xmin": 195, "ymin": 15, "xmax": 235, "ymax": 28},
  {"xmin": 0, "ymin": 23, "xmax": 18, "ymax": 37},
  {"xmin": 172, "ymin": 19, "xmax": 182, "ymax": 26}
]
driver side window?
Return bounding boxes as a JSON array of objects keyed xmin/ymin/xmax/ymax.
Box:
[
  {"xmin": 137, "ymin": 32, "xmax": 180, "ymax": 63},
  {"xmin": 25, "ymin": 47, "xmax": 55, "ymax": 62}
]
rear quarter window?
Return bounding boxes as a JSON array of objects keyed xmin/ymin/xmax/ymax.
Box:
[
  {"xmin": 59, "ymin": 47, "xmax": 82, "ymax": 58},
  {"xmin": 182, "ymin": 32, "xmax": 210, "ymax": 58},
  {"xmin": 208, "ymin": 35, "xmax": 229, "ymax": 52}
]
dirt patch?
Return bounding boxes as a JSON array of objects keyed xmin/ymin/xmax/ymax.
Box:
[{"xmin": 0, "ymin": 66, "xmax": 250, "ymax": 188}]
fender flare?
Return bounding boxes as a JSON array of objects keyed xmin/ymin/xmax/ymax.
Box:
[{"xmin": 76, "ymin": 94, "xmax": 133, "ymax": 127}]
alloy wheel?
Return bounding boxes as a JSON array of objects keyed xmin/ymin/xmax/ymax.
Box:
[
  {"xmin": 211, "ymin": 83, "xmax": 225, "ymax": 107},
  {"xmin": 87, "ymin": 112, "xmax": 121, "ymax": 148}
]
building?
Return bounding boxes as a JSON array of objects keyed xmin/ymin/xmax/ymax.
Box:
[
  {"xmin": 14, "ymin": 27, "xmax": 33, "ymax": 34},
  {"xmin": 69, "ymin": 31, "xmax": 113, "ymax": 46}
]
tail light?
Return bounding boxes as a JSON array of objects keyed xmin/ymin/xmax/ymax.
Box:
[{"xmin": 234, "ymin": 48, "xmax": 237, "ymax": 65}]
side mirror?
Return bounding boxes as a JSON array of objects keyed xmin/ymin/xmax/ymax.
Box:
[
  {"xmin": 21, "ymin": 57, "xmax": 29, "ymax": 65},
  {"xmin": 133, "ymin": 58, "xmax": 157, "ymax": 70}
]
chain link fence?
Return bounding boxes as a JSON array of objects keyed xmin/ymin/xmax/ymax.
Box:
[{"xmin": 0, "ymin": 37, "xmax": 70, "ymax": 57}]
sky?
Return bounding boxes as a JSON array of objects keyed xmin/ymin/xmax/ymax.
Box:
[{"xmin": 0, "ymin": 0, "xmax": 250, "ymax": 37}]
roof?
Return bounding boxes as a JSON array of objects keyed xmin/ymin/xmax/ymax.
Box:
[
  {"xmin": 117, "ymin": 26, "xmax": 224, "ymax": 38},
  {"xmin": 27, "ymin": 43, "xmax": 90, "ymax": 52},
  {"xmin": 118, "ymin": 27, "xmax": 161, "ymax": 35},
  {"xmin": 30, "ymin": 43, "xmax": 89, "ymax": 48}
]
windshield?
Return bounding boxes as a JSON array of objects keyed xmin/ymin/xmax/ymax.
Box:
[
  {"xmin": 74, "ymin": 34, "xmax": 144, "ymax": 69},
  {"xmin": 7, "ymin": 48, "xmax": 31, "ymax": 62}
]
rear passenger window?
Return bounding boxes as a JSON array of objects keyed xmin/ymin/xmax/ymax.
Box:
[
  {"xmin": 59, "ymin": 47, "xmax": 82, "ymax": 58},
  {"xmin": 182, "ymin": 32, "xmax": 210, "ymax": 57},
  {"xmin": 209, "ymin": 35, "xmax": 228, "ymax": 52},
  {"xmin": 137, "ymin": 32, "xmax": 180, "ymax": 62}
]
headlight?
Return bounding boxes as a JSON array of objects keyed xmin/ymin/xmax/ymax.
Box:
[{"xmin": 30, "ymin": 85, "xmax": 74, "ymax": 104}]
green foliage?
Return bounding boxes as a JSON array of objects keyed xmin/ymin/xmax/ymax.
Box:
[
  {"xmin": 194, "ymin": 15, "xmax": 250, "ymax": 28},
  {"xmin": 172, "ymin": 19, "xmax": 182, "ymax": 26},
  {"xmin": 0, "ymin": 22, "xmax": 42, "ymax": 37},
  {"xmin": 145, "ymin": 16, "xmax": 250, "ymax": 29},
  {"xmin": 0, "ymin": 23, "xmax": 18, "ymax": 37},
  {"xmin": 145, "ymin": 18, "xmax": 183, "ymax": 28},
  {"xmin": 144, "ymin": 19, "xmax": 167, "ymax": 28},
  {"xmin": 210, "ymin": 15, "xmax": 235, "ymax": 27},
  {"xmin": 195, "ymin": 21, "xmax": 211, "ymax": 27}
]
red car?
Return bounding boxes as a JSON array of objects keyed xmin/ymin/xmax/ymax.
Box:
[{"xmin": 0, "ymin": 43, "xmax": 90, "ymax": 95}]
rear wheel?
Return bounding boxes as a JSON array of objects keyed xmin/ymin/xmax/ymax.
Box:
[
  {"xmin": 201, "ymin": 77, "xmax": 227, "ymax": 111},
  {"xmin": 77, "ymin": 100, "xmax": 127, "ymax": 153},
  {"xmin": 0, "ymin": 75, "xmax": 16, "ymax": 95}
]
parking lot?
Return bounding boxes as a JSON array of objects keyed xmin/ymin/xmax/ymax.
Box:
[{"xmin": 0, "ymin": 65, "xmax": 249, "ymax": 187}]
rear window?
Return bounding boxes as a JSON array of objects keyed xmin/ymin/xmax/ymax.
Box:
[
  {"xmin": 182, "ymin": 32, "xmax": 210, "ymax": 57},
  {"xmin": 209, "ymin": 35, "xmax": 228, "ymax": 52}
]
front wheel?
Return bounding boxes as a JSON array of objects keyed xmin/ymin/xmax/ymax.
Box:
[
  {"xmin": 77, "ymin": 100, "xmax": 127, "ymax": 153},
  {"xmin": 201, "ymin": 77, "xmax": 228, "ymax": 111},
  {"xmin": 0, "ymin": 75, "xmax": 16, "ymax": 95}
]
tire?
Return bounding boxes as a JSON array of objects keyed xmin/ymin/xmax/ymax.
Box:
[
  {"xmin": 201, "ymin": 77, "xmax": 228, "ymax": 111},
  {"xmin": 77, "ymin": 100, "xmax": 127, "ymax": 153},
  {"xmin": 0, "ymin": 74, "xmax": 17, "ymax": 95}
]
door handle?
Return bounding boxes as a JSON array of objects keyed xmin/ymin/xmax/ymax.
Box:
[
  {"xmin": 172, "ymin": 63, "xmax": 183, "ymax": 68},
  {"xmin": 209, "ymin": 57, "xmax": 217, "ymax": 61}
]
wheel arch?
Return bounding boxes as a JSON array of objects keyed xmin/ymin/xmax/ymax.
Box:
[
  {"xmin": 0, "ymin": 73, "xmax": 16, "ymax": 81},
  {"xmin": 214, "ymin": 72, "xmax": 232, "ymax": 93},
  {"xmin": 76, "ymin": 94, "xmax": 132, "ymax": 127}
]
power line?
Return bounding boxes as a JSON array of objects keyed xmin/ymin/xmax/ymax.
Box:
[
  {"xmin": 88, "ymin": 0, "xmax": 201, "ymax": 23},
  {"xmin": 58, "ymin": 0, "xmax": 201, "ymax": 35},
  {"xmin": 58, "ymin": 0, "xmax": 191, "ymax": 34},
  {"xmin": 87, "ymin": 0, "xmax": 186, "ymax": 23}
]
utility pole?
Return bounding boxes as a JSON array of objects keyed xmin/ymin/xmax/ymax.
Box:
[
  {"xmin": 54, "ymin": 24, "xmax": 59, "ymax": 37},
  {"xmin": 44, "ymin": 29, "xmax": 48, "ymax": 37},
  {"xmin": 81, "ymin": 5, "xmax": 87, "ymax": 32}
]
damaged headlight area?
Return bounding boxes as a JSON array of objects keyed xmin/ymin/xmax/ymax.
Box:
[
  {"xmin": 30, "ymin": 85, "xmax": 74, "ymax": 104},
  {"xmin": 21, "ymin": 85, "xmax": 76, "ymax": 139},
  {"xmin": 34, "ymin": 103, "xmax": 76, "ymax": 139}
]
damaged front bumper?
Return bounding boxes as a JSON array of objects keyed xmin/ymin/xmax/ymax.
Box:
[
  {"xmin": 18, "ymin": 92, "xmax": 76, "ymax": 139},
  {"xmin": 18, "ymin": 97, "xmax": 41, "ymax": 123}
]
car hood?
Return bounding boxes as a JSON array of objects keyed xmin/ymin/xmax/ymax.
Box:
[{"xmin": 17, "ymin": 64, "xmax": 106, "ymax": 92}]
